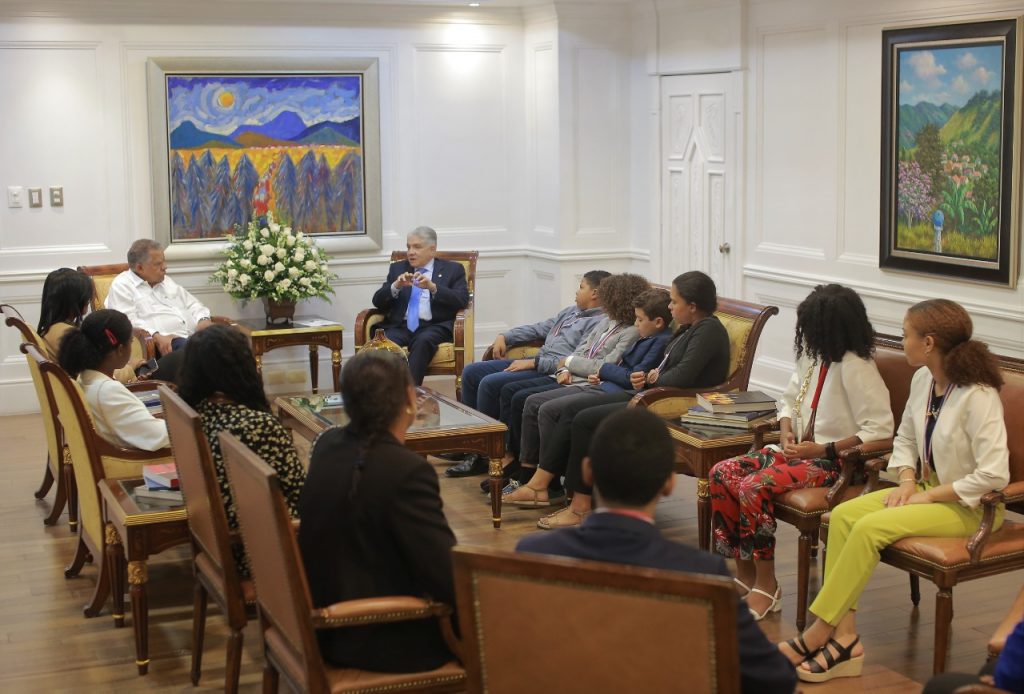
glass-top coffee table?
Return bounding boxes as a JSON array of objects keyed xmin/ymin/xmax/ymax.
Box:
[{"xmin": 277, "ymin": 387, "xmax": 509, "ymax": 527}]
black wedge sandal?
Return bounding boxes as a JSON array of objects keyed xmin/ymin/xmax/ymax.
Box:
[
  {"xmin": 781, "ymin": 635, "xmax": 813, "ymax": 665},
  {"xmin": 797, "ymin": 636, "xmax": 864, "ymax": 683}
]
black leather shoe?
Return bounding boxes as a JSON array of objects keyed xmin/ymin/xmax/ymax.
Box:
[
  {"xmin": 436, "ymin": 452, "xmax": 466, "ymax": 462},
  {"xmin": 444, "ymin": 454, "xmax": 488, "ymax": 478},
  {"xmin": 479, "ymin": 460, "xmax": 521, "ymax": 493}
]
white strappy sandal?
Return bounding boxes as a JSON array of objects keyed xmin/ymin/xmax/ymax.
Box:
[{"xmin": 748, "ymin": 585, "xmax": 783, "ymax": 621}]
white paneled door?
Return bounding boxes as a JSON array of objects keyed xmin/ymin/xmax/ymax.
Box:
[{"xmin": 660, "ymin": 73, "xmax": 738, "ymax": 296}]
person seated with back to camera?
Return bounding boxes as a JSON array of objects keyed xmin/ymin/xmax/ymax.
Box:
[
  {"xmin": 444, "ymin": 269, "xmax": 610, "ymax": 478},
  {"xmin": 710, "ymin": 284, "xmax": 893, "ymax": 621},
  {"xmin": 37, "ymin": 267, "xmax": 141, "ymax": 383},
  {"xmin": 516, "ymin": 408, "xmax": 797, "ymax": 694},
  {"xmin": 529, "ymin": 270, "xmax": 732, "ymax": 530},
  {"xmin": 495, "ymin": 273, "xmax": 648, "ymax": 496},
  {"xmin": 780, "ymin": 299, "xmax": 1009, "ymax": 683},
  {"xmin": 57, "ymin": 309, "xmax": 169, "ymax": 451},
  {"xmin": 178, "ymin": 323, "xmax": 306, "ymax": 576},
  {"xmin": 369, "ymin": 226, "xmax": 469, "ymax": 387},
  {"xmin": 105, "ymin": 239, "xmax": 214, "ymax": 382},
  {"xmin": 503, "ymin": 283, "xmax": 670, "ymax": 507},
  {"xmin": 298, "ymin": 350, "xmax": 458, "ymax": 674}
]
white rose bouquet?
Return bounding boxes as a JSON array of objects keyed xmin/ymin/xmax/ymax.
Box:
[{"xmin": 212, "ymin": 214, "xmax": 337, "ymax": 302}]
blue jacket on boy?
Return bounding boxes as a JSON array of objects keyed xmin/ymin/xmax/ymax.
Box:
[{"xmin": 596, "ymin": 328, "xmax": 672, "ymax": 392}]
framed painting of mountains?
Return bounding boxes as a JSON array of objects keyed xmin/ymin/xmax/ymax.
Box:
[
  {"xmin": 146, "ymin": 57, "xmax": 382, "ymax": 259},
  {"xmin": 880, "ymin": 19, "xmax": 1021, "ymax": 287}
]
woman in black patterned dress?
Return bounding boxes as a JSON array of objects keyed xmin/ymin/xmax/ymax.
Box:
[{"xmin": 179, "ymin": 324, "xmax": 306, "ymax": 574}]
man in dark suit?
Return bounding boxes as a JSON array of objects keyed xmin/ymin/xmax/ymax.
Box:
[
  {"xmin": 371, "ymin": 226, "xmax": 469, "ymax": 385},
  {"xmin": 517, "ymin": 408, "xmax": 797, "ymax": 694}
]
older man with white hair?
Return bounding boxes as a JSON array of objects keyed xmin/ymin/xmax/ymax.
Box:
[{"xmin": 370, "ymin": 226, "xmax": 469, "ymax": 385}]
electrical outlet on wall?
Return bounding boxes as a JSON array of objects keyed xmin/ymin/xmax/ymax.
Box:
[
  {"xmin": 7, "ymin": 186, "xmax": 23, "ymax": 208},
  {"xmin": 49, "ymin": 186, "xmax": 64, "ymax": 207}
]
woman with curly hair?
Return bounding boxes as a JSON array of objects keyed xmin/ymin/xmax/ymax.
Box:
[
  {"xmin": 178, "ymin": 324, "xmax": 306, "ymax": 576},
  {"xmin": 780, "ymin": 299, "xmax": 1009, "ymax": 683},
  {"xmin": 496, "ymin": 273, "xmax": 649, "ymax": 499},
  {"xmin": 710, "ymin": 284, "xmax": 894, "ymax": 622}
]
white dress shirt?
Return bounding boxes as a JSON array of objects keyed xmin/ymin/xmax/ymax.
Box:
[
  {"xmin": 105, "ymin": 269, "xmax": 210, "ymax": 338},
  {"xmin": 777, "ymin": 350, "xmax": 894, "ymax": 445},
  {"xmin": 887, "ymin": 366, "xmax": 1009, "ymax": 508},
  {"xmin": 79, "ymin": 370, "xmax": 169, "ymax": 451},
  {"xmin": 391, "ymin": 259, "xmax": 434, "ymax": 321}
]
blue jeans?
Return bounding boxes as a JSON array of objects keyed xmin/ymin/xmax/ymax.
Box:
[{"xmin": 461, "ymin": 360, "xmax": 539, "ymax": 418}]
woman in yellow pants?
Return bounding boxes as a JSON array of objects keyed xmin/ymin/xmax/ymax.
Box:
[{"xmin": 779, "ymin": 299, "xmax": 1010, "ymax": 683}]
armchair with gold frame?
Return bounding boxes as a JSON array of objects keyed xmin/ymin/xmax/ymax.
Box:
[
  {"xmin": 354, "ymin": 251, "xmax": 477, "ymax": 398},
  {"xmin": 26, "ymin": 344, "xmax": 174, "ymax": 619},
  {"xmin": 220, "ymin": 431, "xmax": 465, "ymax": 694}
]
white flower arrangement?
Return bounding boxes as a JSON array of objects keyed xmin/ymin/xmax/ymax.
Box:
[{"xmin": 212, "ymin": 214, "xmax": 337, "ymax": 302}]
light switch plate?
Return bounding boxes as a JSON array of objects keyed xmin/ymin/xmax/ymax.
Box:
[
  {"xmin": 49, "ymin": 186, "xmax": 63, "ymax": 207},
  {"xmin": 28, "ymin": 188, "xmax": 43, "ymax": 208},
  {"xmin": 7, "ymin": 186, "xmax": 23, "ymax": 208}
]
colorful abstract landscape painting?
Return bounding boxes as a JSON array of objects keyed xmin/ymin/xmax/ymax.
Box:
[
  {"xmin": 895, "ymin": 43, "xmax": 1003, "ymax": 260},
  {"xmin": 166, "ymin": 74, "xmax": 364, "ymax": 240}
]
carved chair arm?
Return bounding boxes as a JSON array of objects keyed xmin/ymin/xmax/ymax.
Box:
[
  {"xmin": 482, "ymin": 338, "xmax": 544, "ymax": 362},
  {"xmin": 126, "ymin": 379, "xmax": 176, "ymax": 393},
  {"xmin": 628, "ymin": 387, "xmax": 699, "ymax": 419},
  {"xmin": 862, "ymin": 454, "xmax": 893, "ymax": 495},
  {"xmin": 312, "ymin": 597, "xmax": 452, "ymax": 629},
  {"xmin": 750, "ymin": 418, "xmax": 780, "ymax": 452},
  {"xmin": 824, "ymin": 438, "xmax": 895, "ymax": 506},
  {"xmin": 353, "ymin": 308, "xmax": 386, "ymax": 347}
]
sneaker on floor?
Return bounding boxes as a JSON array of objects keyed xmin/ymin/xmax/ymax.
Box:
[
  {"xmin": 443, "ymin": 454, "xmax": 488, "ymax": 478},
  {"xmin": 500, "ymin": 479, "xmax": 521, "ymax": 496}
]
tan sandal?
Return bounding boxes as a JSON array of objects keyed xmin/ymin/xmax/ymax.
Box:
[
  {"xmin": 537, "ymin": 507, "xmax": 589, "ymax": 529},
  {"xmin": 504, "ymin": 485, "xmax": 561, "ymax": 508}
]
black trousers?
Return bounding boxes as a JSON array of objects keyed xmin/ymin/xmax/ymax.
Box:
[
  {"xmin": 383, "ymin": 323, "xmax": 452, "ymax": 385},
  {"xmin": 498, "ymin": 376, "xmax": 558, "ymax": 455},
  {"xmin": 563, "ymin": 396, "xmax": 633, "ymax": 495}
]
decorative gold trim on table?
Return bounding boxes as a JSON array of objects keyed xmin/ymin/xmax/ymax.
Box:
[
  {"xmin": 127, "ymin": 561, "xmax": 148, "ymax": 585},
  {"xmin": 245, "ymin": 323, "xmax": 345, "ymax": 337},
  {"xmin": 696, "ymin": 479, "xmax": 710, "ymax": 498},
  {"xmin": 105, "ymin": 523, "xmax": 121, "ymax": 545},
  {"xmin": 135, "ymin": 659, "xmax": 150, "ymax": 666},
  {"xmin": 121, "ymin": 508, "xmax": 187, "ymax": 526},
  {"xmin": 666, "ymin": 425, "xmax": 780, "ymax": 450}
]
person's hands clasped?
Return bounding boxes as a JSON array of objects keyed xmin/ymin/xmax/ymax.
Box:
[
  {"xmin": 393, "ymin": 271, "xmax": 416, "ymax": 289},
  {"xmin": 152, "ymin": 332, "xmax": 174, "ymax": 356},
  {"xmin": 629, "ymin": 371, "xmax": 647, "ymax": 390},
  {"xmin": 587, "ymin": 374, "xmax": 601, "ymax": 385},
  {"xmin": 412, "ymin": 272, "xmax": 436, "ymax": 294},
  {"xmin": 782, "ymin": 440, "xmax": 826, "ymax": 460},
  {"xmin": 505, "ymin": 358, "xmax": 535, "ymax": 372},
  {"xmin": 556, "ymin": 370, "xmax": 572, "ymax": 385}
]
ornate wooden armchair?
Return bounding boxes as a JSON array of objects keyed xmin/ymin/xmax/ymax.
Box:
[
  {"xmin": 219, "ymin": 432, "xmax": 466, "ymax": 694},
  {"xmin": 773, "ymin": 333, "xmax": 918, "ymax": 630},
  {"xmin": 27, "ymin": 344, "xmax": 174, "ymax": 619},
  {"xmin": 5, "ymin": 305, "xmax": 72, "ymax": 527},
  {"xmin": 354, "ymin": 251, "xmax": 477, "ymax": 398},
  {"xmin": 452, "ymin": 546, "xmax": 741, "ymax": 693},
  {"xmin": 160, "ymin": 386, "xmax": 252, "ymax": 693},
  {"xmin": 77, "ymin": 263, "xmax": 232, "ymax": 359}
]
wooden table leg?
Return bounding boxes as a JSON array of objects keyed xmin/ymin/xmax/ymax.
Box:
[
  {"xmin": 697, "ymin": 477, "xmax": 711, "ymax": 551},
  {"xmin": 105, "ymin": 524, "xmax": 125, "ymax": 628},
  {"xmin": 309, "ymin": 345, "xmax": 319, "ymax": 393},
  {"xmin": 253, "ymin": 353, "xmax": 263, "ymax": 380},
  {"xmin": 331, "ymin": 349, "xmax": 342, "ymax": 393},
  {"xmin": 489, "ymin": 458, "xmax": 503, "ymax": 529},
  {"xmin": 128, "ymin": 560, "xmax": 150, "ymax": 675}
]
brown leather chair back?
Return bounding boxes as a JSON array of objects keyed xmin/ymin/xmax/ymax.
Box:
[
  {"xmin": 452, "ymin": 547, "xmax": 740, "ymax": 694},
  {"xmin": 872, "ymin": 334, "xmax": 919, "ymax": 429},
  {"xmin": 78, "ymin": 263, "xmax": 129, "ymax": 311},
  {"xmin": 220, "ymin": 431, "xmax": 326, "ymax": 692},
  {"xmin": 998, "ymin": 363, "xmax": 1024, "ymax": 512},
  {"xmin": 160, "ymin": 387, "xmax": 242, "ymax": 592}
]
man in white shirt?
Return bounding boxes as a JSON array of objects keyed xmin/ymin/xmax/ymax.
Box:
[
  {"xmin": 370, "ymin": 227, "xmax": 469, "ymax": 384},
  {"xmin": 106, "ymin": 239, "xmax": 214, "ymax": 357}
]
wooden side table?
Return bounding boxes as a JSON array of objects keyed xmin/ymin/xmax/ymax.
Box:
[
  {"xmin": 99, "ymin": 478, "xmax": 189, "ymax": 675},
  {"xmin": 664, "ymin": 422, "xmax": 779, "ymax": 551},
  {"xmin": 233, "ymin": 316, "xmax": 343, "ymax": 393}
]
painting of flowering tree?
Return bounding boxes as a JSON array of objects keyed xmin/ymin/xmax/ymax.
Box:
[{"xmin": 881, "ymin": 20, "xmax": 1019, "ymax": 287}]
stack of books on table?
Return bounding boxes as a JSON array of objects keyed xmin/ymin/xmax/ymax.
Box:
[
  {"xmin": 136, "ymin": 463, "xmax": 183, "ymax": 504},
  {"xmin": 134, "ymin": 390, "xmax": 163, "ymax": 415},
  {"xmin": 679, "ymin": 391, "xmax": 777, "ymax": 430}
]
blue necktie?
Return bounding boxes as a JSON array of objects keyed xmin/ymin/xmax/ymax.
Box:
[{"xmin": 406, "ymin": 283, "xmax": 422, "ymax": 332}]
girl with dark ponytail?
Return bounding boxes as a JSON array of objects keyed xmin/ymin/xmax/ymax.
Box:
[
  {"xmin": 58, "ymin": 309, "xmax": 169, "ymax": 451},
  {"xmin": 782, "ymin": 299, "xmax": 1010, "ymax": 683}
]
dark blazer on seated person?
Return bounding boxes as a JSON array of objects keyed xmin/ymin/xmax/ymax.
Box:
[
  {"xmin": 596, "ymin": 327, "xmax": 673, "ymax": 392},
  {"xmin": 298, "ymin": 426, "xmax": 457, "ymax": 673},
  {"xmin": 371, "ymin": 257, "xmax": 469, "ymax": 333},
  {"xmin": 518, "ymin": 513, "xmax": 797, "ymax": 694}
]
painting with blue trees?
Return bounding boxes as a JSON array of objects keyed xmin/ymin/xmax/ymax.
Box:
[{"xmin": 165, "ymin": 74, "xmax": 365, "ymax": 240}]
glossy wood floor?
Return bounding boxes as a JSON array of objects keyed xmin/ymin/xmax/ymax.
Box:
[{"xmin": 0, "ymin": 381, "xmax": 1019, "ymax": 692}]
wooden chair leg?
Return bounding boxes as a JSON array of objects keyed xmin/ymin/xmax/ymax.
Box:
[
  {"xmin": 263, "ymin": 663, "xmax": 280, "ymax": 694},
  {"xmin": 63, "ymin": 456, "xmax": 78, "ymax": 532},
  {"xmin": 34, "ymin": 458, "xmax": 54, "ymax": 499},
  {"xmin": 910, "ymin": 574, "xmax": 921, "ymax": 606},
  {"xmin": 796, "ymin": 531, "xmax": 811, "ymax": 631},
  {"xmin": 190, "ymin": 581, "xmax": 209, "ymax": 686},
  {"xmin": 82, "ymin": 553, "xmax": 112, "ymax": 618},
  {"xmin": 809, "ymin": 534, "xmax": 819, "ymax": 559},
  {"xmin": 42, "ymin": 471, "xmax": 68, "ymax": 527},
  {"xmin": 933, "ymin": 587, "xmax": 953, "ymax": 674},
  {"xmin": 225, "ymin": 628, "xmax": 244, "ymax": 694},
  {"xmin": 64, "ymin": 536, "xmax": 89, "ymax": 578}
]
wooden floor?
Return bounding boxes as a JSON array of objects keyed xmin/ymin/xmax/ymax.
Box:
[{"xmin": 1, "ymin": 380, "xmax": 1019, "ymax": 693}]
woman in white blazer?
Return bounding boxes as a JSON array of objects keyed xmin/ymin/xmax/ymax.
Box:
[
  {"xmin": 780, "ymin": 298, "xmax": 1009, "ymax": 683},
  {"xmin": 58, "ymin": 309, "xmax": 169, "ymax": 451}
]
